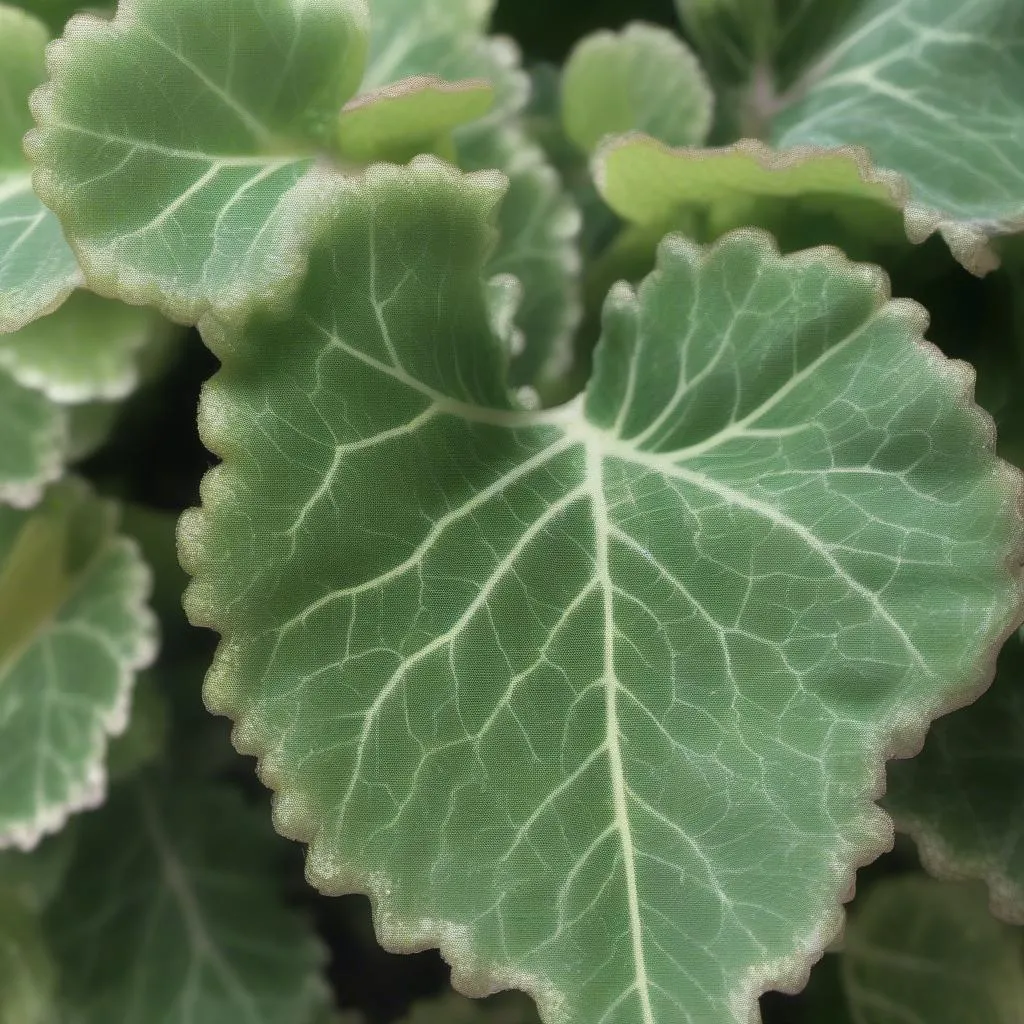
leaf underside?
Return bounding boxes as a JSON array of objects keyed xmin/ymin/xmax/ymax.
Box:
[{"xmin": 180, "ymin": 158, "xmax": 1022, "ymax": 1024}]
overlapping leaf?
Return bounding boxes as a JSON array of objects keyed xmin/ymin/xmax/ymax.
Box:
[
  {"xmin": 0, "ymin": 3, "xmax": 81, "ymax": 333},
  {"xmin": 180, "ymin": 158, "xmax": 1022, "ymax": 1024},
  {"xmin": 884, "ymin": 637, "xmax": 1024, "ymax": 923},
  {"xmin": 562, "ymin": 24, "xmax": 713, "ymax": 154},
  {"xmin": 0, "ymin": 479, "xmax": 156, "ymax": 850},
  {"xmin": 44, "ymin": 775, "xmax": 331, "ymax": 1024},
  {"xmin": 618, "ymin": 0, "xmax": 1024, "ymax": 273},
  {"xmin": 841, "ymin": 876, "xmax": 1024, "ymax": 1023},
  {"xmin": 0, "ymin": 894, "xmax": 55, "ymax": 1024}
]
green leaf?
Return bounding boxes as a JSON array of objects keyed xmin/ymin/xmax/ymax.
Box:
[
  {"xmin": 595, "ymin": 136, "xmax": 906, "ymax": 249},
  {"xmin": 562, "ymin": 23, "xmax": 713, "ymax": 153},
  {"xmin": 795, "ymin": 953, "xmax": 854, "ymax": 1024},
  {"xmin": 337, "ymin": 76, "xmax": 494, "ymax": 163},
  {"xmin": 0, "ymin": 827, "xmax": 76, "ymax": 911},
  {"xmin": 456, "ymin": 123, "xmax": 581, "ymax": 389},
  {"xmin": 0, "ymin": 365, "xmax": 64, "ymax": 507},
  {"xmin": 28, "ymin": 0, "xmax": 370, "ymax": 323},
  {"xmin": 106, "ymin": 673, "xmax": 167, "ymax": 782},
  {"xmin": 772, "ymin": 0, "xmax": 1024, "ymax": 273},
  {"xmin": 0, "ymin": 479, "xmax": 156, "ymax": 849},
  {"xmin": 884, "ymin": 636, "xmax": 1024, "ymax": 923},
  {"xmin": 0, "ymin": 893, "xmax": 56, "ymax": 1024},
  {"xmin": 0, "ymin": 3, "xmax": 80, "ymax": 333},
  {"xmin": 180, "ymin": 158, "xmax": 1022, "ymax": 1024},
  {"xmin": 0, "ymin": 289, "xmax": 160, "ymax": 401},
  {"xmin": 841, "ymin": 876, "xmax": 1024, "ymax": 1023},
  {"xmin": 45, "ymin": 775, "xmax": 331, "ymax": 1024}
]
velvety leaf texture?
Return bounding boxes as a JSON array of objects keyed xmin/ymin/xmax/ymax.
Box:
[
  {"xmin": 44, "ymin": 776, "xmax": 332, "ymax": 1024},
  {"xmin": 0, "ymin": 3, "xmax": 81, "ymax": 332},
  {"xmin": 885, "ymin": 635, "xmax": 1024, "ymax": 923},
  {"xmin": 0, "ymin": 479, "xmax": 156, "ymax": 850},
  {"xmin": 180, "ymin": 159, "xmax": 1023, "ymax": 1024}
]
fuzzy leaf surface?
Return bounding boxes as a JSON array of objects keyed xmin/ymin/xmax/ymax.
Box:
[
  {"xmin": 562, "ymin": 23, "xmax": 713, "ymax": 153},
  {"xmin": 0, "ymin": 4, "xmax": 80, "ymax": 332},
  {"xmin": 885, "ymin": 635, "xmax": 1024, "ymax": 923},
  {"xmin": 44, "ymin": 776, "xmax": 331, "ymax": 1024},
  {"xmin": 841, "ymin": 876, "xmax": 1024, "ymax": 1023},
  {"xmin": 0, "ymin": 479, "xmax": 156, "ymax": 849},
  {"xmin": 0, "ymin": 365, "xmax": 64, "ymax": 507},
  {"xmin": 28, "ymin": 0, "xmax": 369, "ymax": 323},
  {"xmin": 180, "ymin": 159, "xmax": 1022, "ymax": 1024}
]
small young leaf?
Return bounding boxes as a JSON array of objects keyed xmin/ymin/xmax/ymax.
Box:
[
  {"xmin": 0, "ymin": 479, "xmax": 157, "ymax": 849},
  {"xmin": 45, "ymin": 776, "xmax": 332, "ymax": 1024},
  {"xmin": 180, "ymin": 158, "xmax": 1022, "ymax": 1024},
  {"xmin": 28, "ymin": 0, "xmax": 370, "ymax": 323},
  {"xmin": 0, "ymin": 365, "xmax": 64, "ymax": 507},
  {"xmin": 562, "ymin": 23, "xmax": 713, "ymax": 153},
  {"xmin": 337, "ymin": 76, "xmax": 493, "ymax": 162},
  {"xmin": 842, "ymin": 876, "xmax": 1024, "ymax": 1023},
  {"xmin": 0, "ymin": 893, "xmax": 56, "ymax": 1024},
  {"xmin": 0, "ymin": 289, "xmax": 161, "ymax": 402},
  {"xmin": 0, "ymin": 3, "xmax": 81, "ymax": 333},
  {"xmin": 885, "ymin": 636, "xmax": 1024, "ymax": 924}
]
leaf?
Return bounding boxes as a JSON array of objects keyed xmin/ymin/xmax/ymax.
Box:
[
  {"xmin": 0, "ymin": 826, "xmax": 76, "ymax": 911},
  {"xmin": 772, "ymin": 0, "xmax": 1024, "ymax": 273},
  {"xmin": 44, "ymin": 775, "xmax": 332, "ymax": 1024},
  {"xmin": 0, "ymin": 479, "xmax": 156, "ymax": 850},
  {"xmin": 561, "ymin": 23, "xmax": 713, "ymax": 153},
  {"xmin": 0, "ymin": 893, "xmax": 56, "ymax": 1024},
  {"xmin": 456, "ymin": 123, "xmax": 581, "ymax": 390},
  {"xmin": 106, "ymin": 673, "xmax": 168, "ymax": 782},
  {"xmin": 337, "ymin": 76, "xmax": 494, "ymax": 162},
  {"xmin": 595, "ymin": 136, "xmax": 907, "ymax": 249},
  {"xmin": 28, "ymin": 0, "xmax": 370, "ymax": 323},
  {"xmin": 884, "ymin": 635, "xmax": 1024, "ymax": 923},
  {"xmin": 794, "ymin": 953, "xmax": 854, "ymax": 1024},
  {"xmin": 0, "ymin": 3, "xmax": 81, "ymax": 333},
  {"xmin": 841, "ymin": 876, "xmax": 1024, "ymax": 1024},
  {"xmin": 180, "ymin": 158, "xmax": 1022, "ymax": 1024},
  {"xmin": 0, "ymin": 365, "xmax": 64, "ymax": 507}
]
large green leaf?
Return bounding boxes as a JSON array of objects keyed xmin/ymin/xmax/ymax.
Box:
[
  {"xmin": 28, "ymin": 0, "xmax": 370, "ymax": 323},
  {"xmin": 841, "ymin": 876, "xmax": 1024, "ymax": 1023},
  {"xmin": 44, "ymin": 775, "xmax": 331, "ymax": 1024},
  {"xmin": 0, "ymin": 3, "xmax": 80, "ymax": 333},
  {"xmin": 180, "ymin": 158, "xmax": 1022, "ymax": 1024},
  {"xmin": 0, "ymin": 479, "xmax": 156, "ymax": 849},
  {"xmin": 561, "ymin": 23, "xmax": 713, "ymax": 153},
  {"xmin": 884, "ymin": 636, "xmax": 1024, "ymax": 923}
]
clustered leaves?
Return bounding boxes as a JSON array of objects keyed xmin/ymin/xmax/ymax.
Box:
[{"xmin": 1, "ymin": 0, "xmax": 1024, "ymax": 1022}]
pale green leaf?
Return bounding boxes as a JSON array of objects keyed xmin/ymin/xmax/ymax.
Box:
[
  {"xmin": 180, "ymin": 158, "xmax": 1022, "ymax": 1024},
  {"xmin": 337, "ymin": 76, "xmax": 494, "ymax": 163},
  {"xmin": 842, "ymin": 876, "xmax": 1024, "ymax": 1024},
  {"xmin": 0, "ymin": 893, "xmax": 56, "ymax": 1024},
  {"xmin": 28, "ymin": 0, "xmax": 370, "ymax": 323},
  {"xmin": 773, "ymin": 0, "xmax": 1024, "ymax": 273},
  {"xmin": 0, "ymin": 3, "xmax": 80, "ymax": 333},
  {"xmin": 45, "ymin": 776, "xmax": 331, "ymax": 1024},
  {"xmin": 0, "ymin": 365, "xmax": 64, "ymax": 507},
  {"xmin": 0, "ymin": 289, "xmax": 161, "ymax": 401},
  {"xmin": 562, "ymin": 23, "xmax": 713, "ymax": 153},
  {"xmin": 0, "ymin": 479, "xmax": 156, "ymax": 849},
  {"xmin": 884, "ymin": 636, "xmax": 1024, "ymax": 923}
]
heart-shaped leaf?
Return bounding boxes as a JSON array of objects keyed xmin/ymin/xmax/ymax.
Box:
[
  {"xmin": 0, "ymin": 3, "xmax": 81, "ymax": 333},
  {"xmin": 0, "ymin": 479, "xmax": 156, "ymax": 850},
  {"xmin": 180, "ymin": 158, "xmax": 1023, "ymax": 1024}
]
